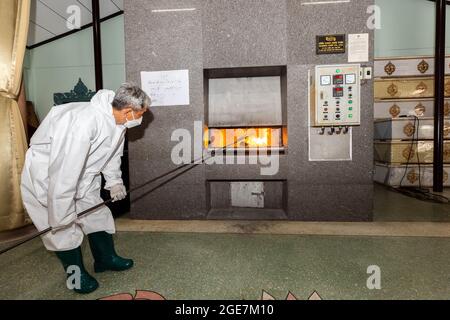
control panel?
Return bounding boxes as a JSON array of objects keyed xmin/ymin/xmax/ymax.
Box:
[{"xmin": 314, "ymin": 64, "xmax": 361, "ymax": 127}]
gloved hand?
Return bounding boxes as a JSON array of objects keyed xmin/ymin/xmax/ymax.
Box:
[{"xmin": 110, "ymin": 184, "xmax": 127, "ymax": 202}]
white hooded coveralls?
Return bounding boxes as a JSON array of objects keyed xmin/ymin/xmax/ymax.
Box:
[{"xmin": 21, "ymin": 90, "xmax": 126, "ymax": 251}]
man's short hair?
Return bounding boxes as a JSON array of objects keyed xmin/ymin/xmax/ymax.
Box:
[{"xmin": 112, "ymin": 83, "xmax": 151, "ymax": 111}]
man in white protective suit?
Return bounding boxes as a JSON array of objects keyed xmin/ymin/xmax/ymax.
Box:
[{"xmin": 20, "ymin": 83, "xmax": 150, "ymax": 294}]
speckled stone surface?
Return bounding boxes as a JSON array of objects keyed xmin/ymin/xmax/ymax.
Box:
[
  {"xmin": 125, "ymin": 0, "xmax": 207, "ymax": 219},
  {"xmin": 124, "ymin": 0, "xmax": 375, "ymax": 221},
  {"xmin": 287, "ymin": 0, "xmax": 374, "ymax": 66},
  {"xmin": 1, "ymin": 232, "xmax": 449, "ymax": 300},
  {"xmin": 202, "ymin": 0, "xmax": 288, "ymax": 68}
]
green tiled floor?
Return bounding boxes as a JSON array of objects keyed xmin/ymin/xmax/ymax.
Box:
[
  {"xmin": 1, "ymin": 232, "xmax": 449, "ymax": 300},
  {"xmin": 374, "ymin": 184, "xmax": 450, "ymax": 222}
]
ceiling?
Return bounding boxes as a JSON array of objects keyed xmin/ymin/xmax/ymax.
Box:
[{"xmin": 28, "ymin": 0, "xmax": 123, "ymax": 47}]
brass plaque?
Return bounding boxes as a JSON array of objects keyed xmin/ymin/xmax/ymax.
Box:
[{"xmin": 316, "ymin": 34, "xmax": 345, "ymax": 55}]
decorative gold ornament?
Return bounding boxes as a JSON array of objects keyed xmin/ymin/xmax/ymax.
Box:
[
  {"xmin": 444, "ymin": 145, "xmax": 450, "ymax": 161},
  {"xmin": 416, "ymin": 82, "xmax": 427, "ymax": 94},
  {"xmin": 402, "ymin": 146, "xmax": 416, "ymax": 161},
  {"xmin": 417, "ymin": 60, "xmax": 429, "ymax": 74},
  {"xmin": 445, "ymin": 81, "xmax": 450, "ymax": 96},
  {"xmin": 403, "ymin": 122, "xmax": 416, "ymax": 137},
  {"xmin": 387, "ymin": 83, "xmax": 398, "ymax": 97},
  {"xmin": 389, "ymin": 104, "xmax": 401, "ymax": 117},
  {"xmin": 384, "ymin": 61, "xmax": 396, "ymax": 76},
  {"xmin": 407, "ymin": 169, "xmax": 419, "ymax": 184},
  {"xmin": 414, "ymin": 103, "xmax": 426, "ymax": 116},
  {"xmin": 445, "ymin": 102, "xmax": 450, "ymax": 116},
  {"xmin": 445, "ymin": 122, "xmax": 450, "ymax": 137}
]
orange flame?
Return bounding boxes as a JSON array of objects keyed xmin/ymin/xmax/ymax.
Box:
[
  {"xmin": 207, "ymin": 128, "xmax": 281, "ymax": 149},
  {"xmin": 246, "ymin": 128, "xmax": 270, "ymax": 147}
]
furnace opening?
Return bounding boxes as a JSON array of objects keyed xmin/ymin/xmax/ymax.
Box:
[{"xmin": 204, "ymin": 66, "xmax": 288, "ymax": 152}]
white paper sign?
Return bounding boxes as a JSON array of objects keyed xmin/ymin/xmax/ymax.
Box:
[
  {"xmin": 141, "ymin": 70, "xmax": 190, "ymax": 107},
  {"xmin": 348, "ymin": 33, "xmax": 369, "ymax": 62}
]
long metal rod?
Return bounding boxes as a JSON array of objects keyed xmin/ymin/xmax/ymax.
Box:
[
  {"xmin": 0, "ymin": 139, "xmax": 245, "ymax": 255},
  {"xmin": 433, "ymin": 0, "xmax": 446, "ymax": 192},
  {"xmin": 92, "ymin": 0, "xmax": 103, "ymax": 91}
]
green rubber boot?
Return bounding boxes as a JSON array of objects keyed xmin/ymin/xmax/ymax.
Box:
[
  {"xmin": 55, "ymin": 247, "xmax": 99, "ymax": 294},
  {"xmin": 88, "ymin": 231, "xmax": 134, "ymax": 273}
]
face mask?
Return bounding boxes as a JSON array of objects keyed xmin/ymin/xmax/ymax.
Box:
[{"xmin": 124, "ymin": 111, "xmax": 143, "ymax": 129}]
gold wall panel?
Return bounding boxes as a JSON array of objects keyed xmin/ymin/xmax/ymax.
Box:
[
  {"xmin": 374, "ymin": 141, "xmax": 450, "ymax": 164},
  {"xmin": 375, "ymin": 77, "xmax": 450, "ymax": 100}
]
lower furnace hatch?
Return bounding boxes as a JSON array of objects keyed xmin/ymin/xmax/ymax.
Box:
[{"xmin": 207, "ymin": 181, "xmax": 287, "ymax": 220}]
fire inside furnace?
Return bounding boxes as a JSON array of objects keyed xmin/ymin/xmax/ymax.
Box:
[{"xmin": 206, "ymin": 127, "xmax": 284, "ymax": 149}]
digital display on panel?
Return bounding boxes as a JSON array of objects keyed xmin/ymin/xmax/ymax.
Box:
[
  {"xmin": 333, "ymin": 74, "xmax": 344, "ymax": 85},
  {"xmin": 333, "ymin": 87, "xmax": 344, "ymax": 97}
]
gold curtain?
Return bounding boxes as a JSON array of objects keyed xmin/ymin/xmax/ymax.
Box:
[{"xmin": 0, "ymin": 0, "xmax": 31, "ymax": 231}]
